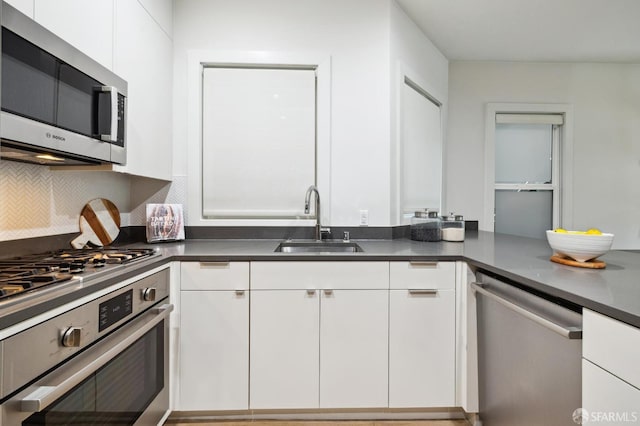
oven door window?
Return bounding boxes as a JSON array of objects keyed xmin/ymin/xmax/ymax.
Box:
[{"xmin": 23, "ymin": 322, "xmax": 164, "ymax": 426}]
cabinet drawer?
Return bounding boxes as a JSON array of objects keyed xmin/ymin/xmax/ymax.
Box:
[
  {"xmin": 181, "ymin": 261, "xmax": 249, "ymax": 290},
  {"xmin": 390, "ymin": 261, "xmax": 455, "ymax": 290},
  {"xmin": 251, "ymin": 262, "xmax": 389, "ymax": 290},
  {"xmin": 583, "ymin": 359, "xmax": 640, "ymax": 423},
  {"xmin": 583, "ymin": 309, "xmax": 640, "ymax": 389}
]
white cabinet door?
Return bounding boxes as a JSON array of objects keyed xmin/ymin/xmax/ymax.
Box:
[
  {"xmin": 389, "ymin": 288, "xmax": 455, "ymax": 407},
  {"xmin": 583, "ymin": 309, "xmax": 640, "ymax": 389},
  {"xmin": 34, "ymin": 0, "xmax": 113, "ymax": 69},
  {"xmin": 179, "ymin": 290, "xmax": 249, "ymax": 410},
  {"xmin": 583, "ymin": 359, "xmax": 640, "ymax": 425},
  {"xmin": 113, "ymin": 0, "xmax": 172, "ymax": 180},
  {"xmin": 5, "ymin": 0, "xmax": 34, "ymax": 18},
  {"xmin": 250, "ymin": 290, "xmax": 320, "ymax": 409},
  {"xmin": 320, "ymin": 289, "xmax": 388, "ymax": 408},
  {"xmin": 137, "ymin": 0, "xmax": 172, "ymax": 37}
]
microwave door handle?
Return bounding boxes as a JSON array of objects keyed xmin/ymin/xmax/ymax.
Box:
[{"xmin": 99, "ymin": 86, "xmax": 118, "ymax": 143}]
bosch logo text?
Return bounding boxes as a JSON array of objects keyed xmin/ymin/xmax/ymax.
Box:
[{"xmin": 45, "ymin": 132, "xmax": 66, "ymax": 142}]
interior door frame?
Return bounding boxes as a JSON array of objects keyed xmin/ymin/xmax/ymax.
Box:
[{"xmin": 483, "ymin": 103, "xmax": 574, "ymax": 232}]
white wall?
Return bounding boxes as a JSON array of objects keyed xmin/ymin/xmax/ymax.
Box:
[
  {"xmin": 173, "ymin": 0, "xmax": 392, "ymax": 226},
  {"xmin": 173, "ymin": 0, "xmax": 448, "ymax": 227},
  {"xmin": 446, "ymin": 61, "xmax": 640, "ymax": 248},
  {"xmin": 389, "ymin": 0, "xmax": 448, "ymax": 223}
]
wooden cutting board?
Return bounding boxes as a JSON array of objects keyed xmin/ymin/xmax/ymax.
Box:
[
  {"xmin": 71, "ymin": 198, "xmax": 121, "ymax": 248},
  {"xmin": 550, "ymin": 255, "xmax": 606, "ymax": 269}
]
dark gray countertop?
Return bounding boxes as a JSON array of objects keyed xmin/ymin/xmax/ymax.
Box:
[
  {"xmin": 5, "ymin": 230, "xmax": 638, "ymax": 333},
  {"xmin": 148, "ymin": 231, "xmax": 640, "ymax": 328}
]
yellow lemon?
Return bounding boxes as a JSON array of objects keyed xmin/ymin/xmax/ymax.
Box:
[
  {"xmin": 586, "ymin": 228, "xmax": 602, "ymax": 235},
  {"xmin": 554, "ymin": 228, "xmax": 568, "ymax": 233}
]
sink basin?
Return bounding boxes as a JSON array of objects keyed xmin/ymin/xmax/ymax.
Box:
[{"xmin": 274, "ymin": 240, "xmax": 364, "ymax": 253}]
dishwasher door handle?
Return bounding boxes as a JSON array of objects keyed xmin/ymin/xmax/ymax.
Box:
[{"xmin": 471, "ymin": 282, "xmax": 582, "ymax": 340}]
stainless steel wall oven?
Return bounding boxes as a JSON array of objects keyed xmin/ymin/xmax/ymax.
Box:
[{"xmin": 0, "ymin": 267, "xmax": 171, "ymax": 426}]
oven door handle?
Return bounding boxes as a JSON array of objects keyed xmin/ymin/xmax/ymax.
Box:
[{"xmin": 20, "ymin": 303, "xmax": 174, "ymax": 412}]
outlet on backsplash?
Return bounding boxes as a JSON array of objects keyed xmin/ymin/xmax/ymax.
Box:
[{"xmin": 359, "ymin": 209, "xmax": 369, "ymax": 226}]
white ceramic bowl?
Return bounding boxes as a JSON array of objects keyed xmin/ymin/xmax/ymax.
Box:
[{"xmin": 546, "ymin": 230, "xmax": 614, "ymax": 262}]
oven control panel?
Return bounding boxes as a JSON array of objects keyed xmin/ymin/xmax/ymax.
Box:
[
  {"xmin": 0, "ymin": 267, "xmax": 170, "ymax": 400},
  {"xmin": 99, "ymin": 289, "xmax": 133, "ymax": 331}
]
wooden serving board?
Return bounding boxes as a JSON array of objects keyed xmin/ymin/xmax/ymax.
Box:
[
  {"xmin": 550, "ymin": 255, "xmax": 606, "ymax": 269},
  {"xmin": 71, "ymin": 198, "xmax": 121, "ymax": 248}
]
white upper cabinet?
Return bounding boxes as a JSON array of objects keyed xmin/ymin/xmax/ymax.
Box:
[
  {"xmin": 4, "ymin": 0, "xmax": 33, "ymax": 18},
  {"xmin": 137, "ymin": 0, "xmax": 172, "ymax": 38},
  {"xmin": 113, "ymin": 0, "xmax": 173, "ymax": 180},
  {"xmin": 34, "ymin": 0, "xmax": 114, "ymax": 69}
]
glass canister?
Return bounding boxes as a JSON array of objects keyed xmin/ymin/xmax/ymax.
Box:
[
  {"xmin": 442, "ymin": 213, "xmax": 465, "ymax": 242},
  {"xmin": 410, "ymin": 210, "xmax": 442, "ymax": 242}
]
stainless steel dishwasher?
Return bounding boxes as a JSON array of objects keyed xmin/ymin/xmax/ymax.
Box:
[{"xmin": 472, "ymin": 272, "xmax": 583, "ymax": 426}]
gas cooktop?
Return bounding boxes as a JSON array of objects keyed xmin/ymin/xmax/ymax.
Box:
[{"xmin": 0, "ymin": 248, "xmax": 157, "ymax": 301}]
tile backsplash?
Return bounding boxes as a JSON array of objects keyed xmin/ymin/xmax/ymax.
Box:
[{"xmin": 0, "ymin": 160, "xmax": 186, "ymax": 242}]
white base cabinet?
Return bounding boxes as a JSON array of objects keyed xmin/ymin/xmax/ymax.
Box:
[
  {"xmin": 250, "ymin": 290, "xmax": 320, "ymax": 409},
  {"xmin": 179, "ymin": 262, "xmax": 249, "ymax": 411},
  {"xmin": 319, "ymin": 289, "xmax": 388, "ymax": 408},
  {"xmin": 389, "ymin": 262, "xmax": 456, "ymax": 408},
  {"xmin": 250, "ymin": 262, "xmax": 389, "ymax": 409},
  {"xmin": 179, "ymin": 260, "xmax": 458, "ymax": 412},
  {"xmin": 582, "ymin": 309, "xmax": 640, "ymax": 424},
  {"xmin": 583, "ymin": 360, "xmax": 640, "ymax": 425}
]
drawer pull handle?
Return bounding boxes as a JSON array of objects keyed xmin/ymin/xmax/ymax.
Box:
[
  {"xmin": 199, "ymin": 261, "xmax": 230, "ymax": 267},
  {"xmin": 324, "ymin": 289, "xmax": 333, "ymax": 295},
  {"xmin": 306, "ymin": 289, "xmax": 316, "ymax": 295},
  {"xmin": 409, "ymin": 261, "xmax": 438, "ymax": 267},
  {"xmin": 408, "ymin": 289, "xmax": 438, "ymax": 295},
  {"xmin": 235, "ymin": 289, "xmax": 245, "ymax": 295}
]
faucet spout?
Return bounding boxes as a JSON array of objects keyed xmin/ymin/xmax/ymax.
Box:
[{"xmin": 304, "ymin": 185, "xmax": 322, "ymax": 241}]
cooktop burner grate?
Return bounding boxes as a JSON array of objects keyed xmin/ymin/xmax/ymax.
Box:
[{"xmin": 0, "ymin": 248, "xmax": 156, "ymax": 301}]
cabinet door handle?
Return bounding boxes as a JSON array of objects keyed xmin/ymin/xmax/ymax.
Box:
[
  {"xmin": 408, "ymin": 288, "xmax": 438, "ymax": 295},
  {"xmin": 409, "ymin": 261, "xmax": 438, "ymax": 267},
  {"xmin": 323, "ymin": 289, "xmax": 333, "ymax": 295},
  {"xmin": 235, "ymin": 289, "xmax": 245, "ymax": 295},
  {"xmin": 306, "ymin": 289, "xmax": 316, "ymax": 295}
]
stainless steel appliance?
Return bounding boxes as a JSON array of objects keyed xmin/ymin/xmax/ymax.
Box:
[
  {"xmin": 472, "ymin": 272, "xmax": 582, "ymax": 426},
  {"xmin": 0, "ymin": 248, "xmax": 171, "ymax": 426},
  {"xmin": 0, "ymin": 1, "xmax": 127, "ymax": 166}
]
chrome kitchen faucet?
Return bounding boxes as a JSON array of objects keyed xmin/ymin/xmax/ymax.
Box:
[{"xmin": 304, "ymin": 185, "xmax": 330, "ymax": 241}]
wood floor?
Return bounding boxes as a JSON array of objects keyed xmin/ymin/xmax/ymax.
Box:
[{"xmin": 166, "ymin": 421, "xmax": 469, "ymax": 426}]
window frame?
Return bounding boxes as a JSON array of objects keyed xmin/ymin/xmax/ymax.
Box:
[
  {"xmin": 186, "ymin": 51, "xmax": 331, "ymax": 227},
  {"xmin": 483, "ymin": 103, "xmax": 574, "ymax": 232}
]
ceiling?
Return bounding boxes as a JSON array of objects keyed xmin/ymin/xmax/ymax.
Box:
[{"xmin": 395, "ymin": 0, "xmax": 640, "ymax": 63}]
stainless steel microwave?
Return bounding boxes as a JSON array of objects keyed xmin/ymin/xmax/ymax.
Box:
[{"xmin": 0, "ymin": 2, "xmax": 127, "ymax": 166}]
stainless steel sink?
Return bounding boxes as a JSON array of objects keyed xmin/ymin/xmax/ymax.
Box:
[{"xmin": 274, "ymin": 240, "xmax": 364, "ymax": 253}]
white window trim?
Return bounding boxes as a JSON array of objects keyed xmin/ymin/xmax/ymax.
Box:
[
  {"xmin": 186, "ymin": 50, "xmax": 331, "ymax": 227},
  {"xmin": 483, "ymin": 103, "xmax": 574, "ymax": 232}
]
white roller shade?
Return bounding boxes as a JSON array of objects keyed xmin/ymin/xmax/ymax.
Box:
[{"xmin": 201, "ymin": 67, "xmax": 316, "ymax": 219}]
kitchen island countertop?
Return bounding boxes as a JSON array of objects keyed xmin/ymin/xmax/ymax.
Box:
[{"xmin": 149, "ymin": 231, "xmax": 640, "ymax": 328}]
